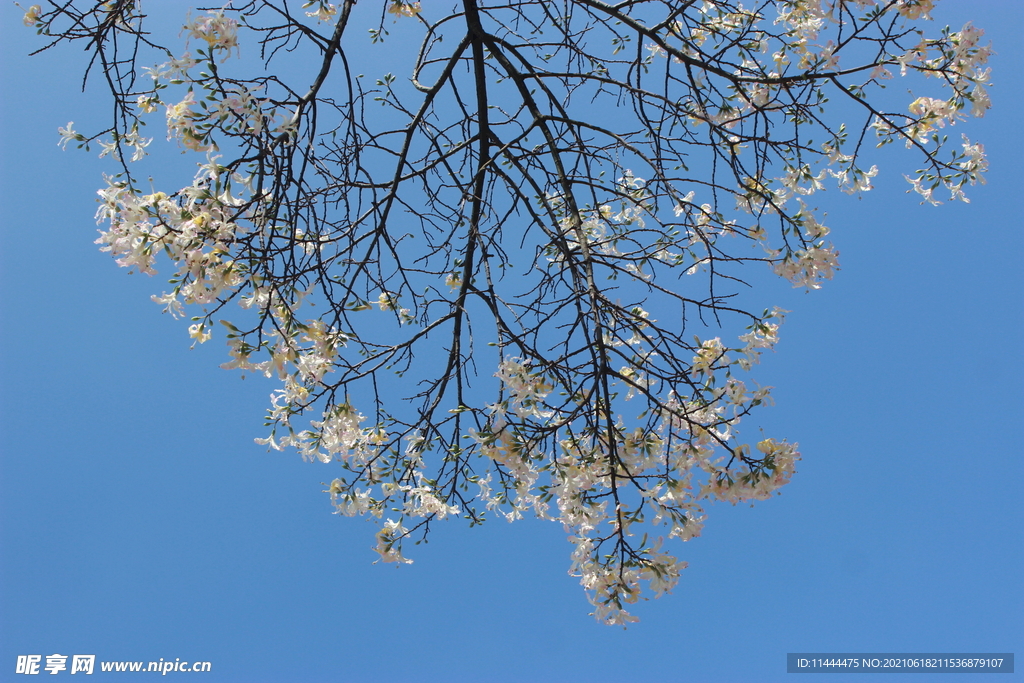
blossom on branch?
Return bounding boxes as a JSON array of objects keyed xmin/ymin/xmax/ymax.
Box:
[{"xmin": 34, "ymin": 0, "xmax": 992, "ymax": 625}]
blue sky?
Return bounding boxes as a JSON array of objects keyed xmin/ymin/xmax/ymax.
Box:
[{"xmin": 1, "ymin": 1, "xmax": 1021, "ymax": 681}]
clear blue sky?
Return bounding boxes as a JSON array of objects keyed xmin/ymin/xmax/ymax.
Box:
[{"xmin": 1, "ymin": 2, "xmax": 1021, "ymax": 681}]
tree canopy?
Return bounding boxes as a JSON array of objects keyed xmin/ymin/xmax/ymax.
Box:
[{"xmin": 25, "ymin": 0, "xmax": 990, "ymax": 624}]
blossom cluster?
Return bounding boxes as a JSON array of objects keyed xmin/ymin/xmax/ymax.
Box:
[
  {"xmin": 445, "ymin": 302, "xmax": 794, "ymax": 624},
  {"xmin": 648, "ymin": 0, "xmax": 990, "ymax": 290},
  {"xmin": 94, "ymin": 158, "xmax": 248, "ymax": 298},
  {"xmin": 387, "ymin": 1, "xmax": 422, "ymax": 18},
  {"xmin": 303, "ymin": 2, "xmax": 338, "ymax": 23},
  {"xmin": 182, "ymin": 11, "xmax": 239, "ymax": 59}
]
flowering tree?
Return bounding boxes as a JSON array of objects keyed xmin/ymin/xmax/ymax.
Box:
[{"xmin": 24, "ymin": 0, "xmax": 990, "ymax": 624}]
